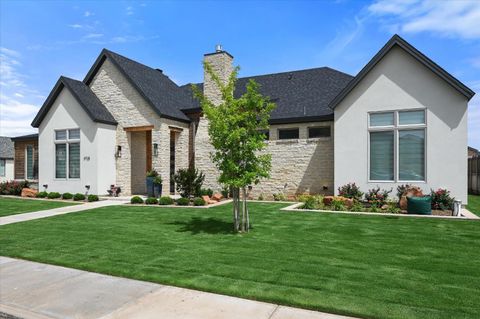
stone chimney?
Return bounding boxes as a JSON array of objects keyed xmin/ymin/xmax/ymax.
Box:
[{"xmin": 203, "ymin": 45, "xmax": 233, "ymax": 106}]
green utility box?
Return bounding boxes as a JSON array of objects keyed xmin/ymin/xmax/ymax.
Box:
[{"xmin": 407, "ymin": 196, "xmax": 432, "ymax": 215}]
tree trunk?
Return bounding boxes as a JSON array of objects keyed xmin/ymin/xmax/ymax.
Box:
[{"xmin": 232, "ymin": 187, "xmax": 240, "ymax": 232}]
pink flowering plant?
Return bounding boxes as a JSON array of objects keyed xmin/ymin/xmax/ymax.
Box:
[
  {"xmin": 338, "ymin": 182, "xmax": 364, "ymax": 200},
  {"xmin": 365, "ymin": 186, "xmax": 392, "ymax": 207},
  {"xmin": 0, "ymin": 180, "xmax": 30, "ymax": 196},
  {"xmin": 430, "ymin": 188, "xmax": 454, "ymax": 210}
]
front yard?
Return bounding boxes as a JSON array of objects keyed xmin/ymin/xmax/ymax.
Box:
[
  {"xmin": 0, "ymin": 202, "xmax": 479, "ymax": 319},
  {"xmin": 0, "ymin": 197, "xmax": 79, "ymax": 217}
]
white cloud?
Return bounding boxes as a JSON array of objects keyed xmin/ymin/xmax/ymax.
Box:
[
  {"xmin": 84, "ymin": 11, "xmax": 93, "ymax": 17},
  {"xmin": 126, "ymin": 6, "xmax": 134, "ymax": 15},
  {"xmin": 14, "ymin": 93, "xmax": 24, "ymax": 98},
  {"xmin": 83, "ymin": 33, "xmax": 104, "ymax": 39},
  {"xmin": 68, "ymin": 24, "xmax": 84, "ymax": 29},
  {"xmin": 369, "ymin": 0, "xmax": 480, "ymax": 39},
  {"xmin": 326, "ymin": 15, "xmax": 366, "ymax": 55},
  {"xmin": 0, "ymin": 47, "xmax": 20, "ymax": 58}
]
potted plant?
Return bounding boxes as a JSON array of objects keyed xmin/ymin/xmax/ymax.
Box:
[
  {"xmin": 146, "ymin": 170, "xmax": 158, "ymax": 197},
  {"xmin": 153, "ymin": 175, "xmax": 162, "ymax": 198}
]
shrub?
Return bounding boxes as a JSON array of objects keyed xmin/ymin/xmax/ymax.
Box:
[
  {"xmin": 193, "ymin": 197, "xmax": 206, "ymax": 206},
  {"xmin": 0, "ymin": 180, "xmax": 30, "ymax": 196},
  {"xmin": 430, "ymin": 188, "xmax": 454, "ymax": 210},
  {"xmin": 200, "ymin": 188, "xmax": 213, "ymax": 197},
  {"xmin": 47, "ymin": 192, "xmax": 61, "ymax": 199},
  {"xmin": 331, "ymin": 199, "xmax": 346, "ymax": 211},
  {"xmin": 62, "ymin": 192, "xmax": 73, "ymax": 200},
  {"xmin": 88, "ymin": 194, "xmax": 99, "ymax": 202},
  {"xmin": 36, "ymin": 191, "xmax": 48, "ymax": 198},
  {"xmin": 130, "ymin": 196, "xmax": 143, "ymax": 204},
  {"xmin": 221, "ymin": 185, "xmax": 231, "ymax": 199},
  {"xmin": 258, "ymin": 194, "xmax": 264, "ymax": 201},
  {"xmin": 338, "ymin": 183, "xmax": 364, "ymax": 200},
  {"xmin": 153, "ymin": 176, "xmax": 163, "ymax": 185},
  {"xmin": 350, "ymin": 201, "xmax": 364, "ymax": 212},
  {"xmin": 73, "ymin": 193, "xmax": 86, "ymax": 201},
  {"xmin": 159, "ymin": 196, "xmax": 174, "ymax": 205},
  {"xmin": 302, "ymin": 196, "xmax": 317, "ymax": 210},
  {"xmin": 386, "ymin": 201, "xmax": 401, "ymax": 214},
  {"xmin": 365, "ymin": 187, "xmax": 392, "ymax": 206},
  {"xmin": 146, "ymin": 170, "xmax": 158, "ymax": 177},
  {"xmin": 396, "ymin": 184, "xmax": 411, "ymax": 201},
  {"xmin": 298, "ymin": 195, "xmax": 324, "ymax": 210},
  {"xmin": 273, "ymin": 193, "xmax": 286, "ymax": 201},
  {"xmin": 145, "ymin": 197, "xmax": 158, "ymax": 205},
  {"xmin": 176, "ymin": 197, "xmax": 190, "ymax": 206},
  {"xmin": 173, "ymin": 168, "xmax": 205, "ymax": 198}
]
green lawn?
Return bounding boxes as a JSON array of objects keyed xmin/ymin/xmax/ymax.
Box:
[
  {"xmin": 0, "ymin": 197, "xmax": 78, "ymax": 217},
  {"xmin": 0, "ymin": 202, "xmax": 479, "ymax": 319},
  {"xmin": 467, "ymin": 195, "xmax": 480, "ymax": 216}
]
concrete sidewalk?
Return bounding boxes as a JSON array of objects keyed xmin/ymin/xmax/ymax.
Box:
[
  {"xmin": 0, "ymin": 257, "xmax": 357, "ymax": 319},
  {"xmin": 0, "ymin": 200, "xmax": 127, "ymax": 226}
]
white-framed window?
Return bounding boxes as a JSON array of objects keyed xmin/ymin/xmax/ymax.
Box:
[
  {"xmin": 55, "ymin": 129, "xmax": 80, "ymax": 179},
  {"xmin": 0, "ymin": 159, "xmax": 5, "ymax": 176},
  {"xmin": 25, "ymin": 145, "xmax": 35, "ymax": 179},
  {"xmin": 368, "ymin": 109, "xmax": 426, "ymax": 182}
]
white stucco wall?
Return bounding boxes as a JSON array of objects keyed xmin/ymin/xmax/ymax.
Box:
[
  {"xmin": 38, "ymin": 88, "xmax": 116, "ymax": 195},
  {"xmin": 0, "ymin": 159, "xmax": 14, "ymax": 182},
  {"xmin": 334, "ymin": 45, "xmax": 469, "ymax": 203}
]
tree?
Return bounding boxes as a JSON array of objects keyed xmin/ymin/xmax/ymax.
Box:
[{"xmin": 192, "ymin": 62, "xmax": 275, "ymax": 232}]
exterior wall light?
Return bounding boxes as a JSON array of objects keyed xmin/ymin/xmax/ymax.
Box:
[
  {"xmin": 153, "ymin": 143, "xmax": 158, "ymax": 157},
  {"xmin": 115, "ymin": 145, "xmax": 122, "ymax": 158}
]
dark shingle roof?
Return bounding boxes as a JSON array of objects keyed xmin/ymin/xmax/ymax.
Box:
[
  {"xmin": 32, "ymin": 76, "xmax": 117, "ymax": 128},
  {"xmin": 84, "ymin": 49, "xmax": 191, "ymax": 122},
  {"xmin": 0, "ymin": 136, "xmax": 14, "ymax": 159},
  {"xmin": 181, "ymin": 67, "xmax": 353, "ymax": 123},
  {"xmin": 11, "ymin": 133, "xmax": 38, "ymax": 141}
]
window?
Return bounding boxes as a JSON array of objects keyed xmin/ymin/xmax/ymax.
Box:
[
  {"xmin": 369, "ymin": 110, "xmax": 426, "ymax": 181},
  {"xmin": 0, "ymin": 159, "xmax": 5, "ymax": 176},
  {"xmin": 278, "ymin": 128, "xmax": 299, "ymax": 140},
  {"xmin": 26, "ymin": 145, "xmax": 35, "ymax": 179},
  {"xmin": 308, "ymin": 126, "xmax": 331, "ymax": 138},
  {"xmin": 55, "ymin": 129, "xmax": 80, "ymax": 179},
  {"xmin": 258, "ymin": 130, "xmax": 270, "ymax": 141}
]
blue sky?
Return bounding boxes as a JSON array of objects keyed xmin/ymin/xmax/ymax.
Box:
[{"xmin": 1, "ymin": 0, "xmax": 479, "ymax": 147}]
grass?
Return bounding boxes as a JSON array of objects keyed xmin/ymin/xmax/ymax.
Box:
[
  {"xmin": 467, "ymin": 195, "xmax": 480, "ymax": 216},
  {"xmin": 0, "ymin": 197, "xmax": 78, "ymax": 217},
  {"xmin": 0, "ymin": 202, "xmax": 479, "ymax": 319}
]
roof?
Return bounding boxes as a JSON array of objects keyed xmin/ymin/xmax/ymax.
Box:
[
  {"xmin": 0, "ymin": 136, "xmax": 14, "ymax": 159},
  {"xmin": 32, "ymin": 77, "xmax": 117, "ymax": 128},
  {"xmin": 181, "ymin": 67, "xmax": 354, "ymax": 123},
  {"xmin": 84, "ymin": 49, "xmax": 191, "ymax": 123},
  {"xmin": 329, "ymin": 34, "xmax": 475, "ymax": 109},
  {"xmin": 11, "ymin": 133, "xmax": 38, "ymax": 142}
]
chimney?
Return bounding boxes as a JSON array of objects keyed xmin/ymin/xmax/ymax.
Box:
[{"xmin": 203, "ymin": 44, "xmax": 233, "ymax": 106}]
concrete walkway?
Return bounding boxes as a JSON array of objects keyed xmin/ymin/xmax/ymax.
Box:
[
  {"xmin": 0, "ymin": 257, "xmax": 357, "ymax": 319},
  {"xmin": 0, "ymin": 200, "xmax": 128, "ymax": 226}
]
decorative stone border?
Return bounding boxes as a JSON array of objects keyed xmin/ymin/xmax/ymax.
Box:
[
  {"xmin": 0, "ymin": 195, "xmax": 86, "ymax": 204},
  {"xmin": 124, "ymin": 199, "xmax": 233, "ymax": 209},
  {"xmin": 281, "ymin": 202, "xmax": 480, "ymax": 220}
]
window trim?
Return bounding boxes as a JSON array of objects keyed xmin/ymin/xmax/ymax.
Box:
[
  {"xmin": 54, "ymin": 128, "xmax": 81, "ymax": 180},
  {"xmin": 367, "ymin": 109, "xmax": 427, "ymax": 183},
  {"xmin": 278, "ymin": 127, "xmax": 299, "ymax": 140}
]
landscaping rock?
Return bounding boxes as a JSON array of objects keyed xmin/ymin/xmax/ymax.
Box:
[
  {"xmin": 211, "ymin": 193, "xmax": 223, "ymax": 201},
  {"xmin": 21, "ymin": 188, "xmax": 38, "ymax": 198},
  {"xmin": 322, "ymin": 196, "xmax": 353, "ymax": 208},
  {"xmin": 201, "ymin": 195, "xmax": 216, "ymax": 205}
]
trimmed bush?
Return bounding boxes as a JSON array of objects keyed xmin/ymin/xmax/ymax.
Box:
[
  {"xmin": 47, "ymin": 192, "xmax": 61, "ymax": 199},
  {"xmin": 36, "ymin": 191, "xmax": 48, "ymax": 198},
  {"xmin": 172, "ymin": 168, "xmax": 205, "ymax": 197},
  {"xmin": 88, "ymin": 194, "xmax": 99, "ymax": 202},
  {"xmin": 159, "ymin": 196, "xmax": 174, "ymax": 205},
  {"xmin": 200, "ymin": 188, "xmax": 213, "ymax": 197},
  {"xmin": 73, "ymin": 193, "xmax": 86, "ymax": 201},
  {"xmin": 145, "ymin": 197, "xmax": 158, "ymax": 205},
  {"xmin": 176, "ymin": 197, "xmax": 190, "ymax": 206},
  {"xmin": 130, "ymin": 196, "xmax": 143, "ymax": 204},
  {"xmin": 338, "ymin": 183, "xmax": 364, "ymax": 200},
  {"xmin": 193, "ymin": 197, "xmax": 206, "ymax": 206},
  {"xmin": 62, "ymin": 192, "xmax": 73, "ymax": 200}
]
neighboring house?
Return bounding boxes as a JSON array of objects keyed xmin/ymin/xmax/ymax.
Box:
[
  {"xmin": 11, "ymin": 134, "xmax": 39, "ymax": 182},
  {"xmin": 468, "ymin": 146, "xmax": 479, "ymax": 159},
  {"xmin": 0, "ymin": 136, "xmax": 14, "ymax": 182},
  {"xmin": 31, "ymin": 34, "xmax": 475, "ymax": 203}
]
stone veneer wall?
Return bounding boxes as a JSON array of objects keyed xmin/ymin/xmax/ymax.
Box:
[{"xmin": 89, "ymin": 58, "xmax": 189, "ymax": 195}]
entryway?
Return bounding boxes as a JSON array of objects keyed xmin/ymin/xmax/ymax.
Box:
[{"xmin": 124, "ymin": 125, "xmax": 153, "ymax": 195}]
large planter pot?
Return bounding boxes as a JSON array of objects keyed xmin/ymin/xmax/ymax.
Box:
[
  {"xmin": 154, "ymin": 183, "xmax": 162, "ymax": 198},
  {"xmin": 146, "ymin": 177, "xmax": 155, "ymax": 197}
]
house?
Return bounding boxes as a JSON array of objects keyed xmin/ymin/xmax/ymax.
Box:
[
  {"xmin": 10, "ymin": 134, "xmax": 39, "ymax": 183},
  {"xmin": 468, "ymin": 146, "xmax": 479, "ymax": 159},
  {"xmin": 0, "ymin": 137, "xmax": 14, "ymax": 182},
  {"xmin": 31, "ymin": 34, "xmax": 475, "ymax": 203}
]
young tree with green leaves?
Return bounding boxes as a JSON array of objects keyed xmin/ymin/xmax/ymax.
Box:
[{"xmin": 192, "ymin": 62, "xmax": 275, "ymax": 232}]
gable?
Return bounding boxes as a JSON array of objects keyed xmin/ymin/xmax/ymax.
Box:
[
  {"xmin": 31, "ymin": 77, "xmax": 117, "ymax": 128},
  {"xmin": 329, "ymin": 34, "xmax": 475, "ymax": 109}
]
